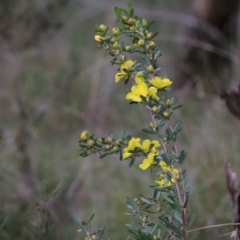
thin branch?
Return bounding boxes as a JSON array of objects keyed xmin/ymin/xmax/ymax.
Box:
[{"xmin": 188, "ymin": 223, "xmax": 240, "ymax": 233}]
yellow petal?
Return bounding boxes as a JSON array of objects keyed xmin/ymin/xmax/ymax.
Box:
[
  {"xmin": 159, "ymin": 161, "xmax": 171, "ymax": 172},
  {"xmin": 115, "ymin": 71, "xmax": 127, "ymax": 82},
  {"xmin": 155, "ymin": 179, "xmax": 172, "ymax": 187},
  {"xmin": 148, "ymin": 86, "xmax": 159, "ymax": 100},
  {"xmin": 121, "ymin": 60, "xmax": 134, "ymax": 70},
  {"xmin": 123, "ymin": 148, "xmax": 132, "ymax": 159},
  {"xmin": 126, "ymin": 92, "xmax": 142, "ymax": 102},
  {"xmin": 149, "ymin": 77, "xmax": 172, "ymax": 89},
  {"xmin": 141, "ymin": 139, "xmax": 150, "ymax": 153},
  {"xmin": 151, "ymin": 140, "xmax": 160, "ymax": 148},
  {"xmin": 135, "ymin": 75, "xmax": 144, "ymax": 84},
  {"xmin": 139, "ymin": 159, "xmax": 152, "ymax": 170}
]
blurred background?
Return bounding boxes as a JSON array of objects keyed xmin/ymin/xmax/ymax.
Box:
[{"xmin": 0, "ymin": 0, "xmax": 240, "ymax": 239}]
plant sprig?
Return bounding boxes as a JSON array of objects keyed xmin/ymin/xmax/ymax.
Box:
[{"xmin": 78, "ymin": 3, "xmax": 193, "ymax": 240}]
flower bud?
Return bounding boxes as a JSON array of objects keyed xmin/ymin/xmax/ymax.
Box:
[
  {"xmin": 148, "ymin": 41, "xmax": 156, "ymax": 49},
  {"xmin": 80, "ymin": 219, "xmax": 86, "ymax": 225},
  {"xmin": 142, "ymin": 19, "xmax": 148, "ymax": 27},
  {"xmin": 129, "ymin": 25, "xmax": 136, "ymax": 31},
  {"xmin": 105, "ymin": 145, "xmax": 112, "ymax": 150},
  {"xmin": 94, "ymin": 35, "xmax": 103, "ymax": 43},
  {"xmin": 148, "ymin": 195, "xmax": 153, "ymax": 200},
  {"xmin": 87, "ymin": 139, "xmax": 94, "ymax": 147},
  {"xmin": 136, "ymin": 200, "xmax": 141, "ymax": 205},
  {"xmin": 163, "ymin": 111, "xmax": 169, "ymax": 118},
  {"xmin": 153, "ymin": 235, "xmax": 159, "ymax": 240},
  {"xmin": 127, "ymin": 17, "xmax": 136, "ymax": 25},
  {"xmin": 98, "ymin": 24, "xmax": 107, "ymax": 33},
  {"xmin": 114, "ymin": 49, "xmax": 120, "ymax": 55},
  {"xmin": 157, "ymin": 206, "xmax": 162, "ymax": 212},
  {"xmin": 110, "ymin": 37, "xmax": 116, "ymax": 43},
  {"xmin": 142, "ymin": 217, "xmax": 147, "ymax": 223},
  {"xmin": 112, "ymin": 27, "xmax": 121, "ymax": 36},
  {"xmin": 146, "ymin": 65, "xmax": 154, "ymax": 73},
  {"xmin": 146, "ymin": 31, "xmax": 153, "ymax": 40},
  {"xmin": 112, "ymin": 41, "xmax": 119, "ymax": 49},
  {"xmin": 92, "ymin": 235, "xmax": 97, "ymax": 240},
  {"xmin": 137, "ymin": 39, "xmax": 145, "ymax": 46},
  {"xmin": 152, "ymin": 106, "xmax": 158, "ymax": 113},
  {"xmin": 121, "ymin": 15, "xmax": 128, "ymax": 22},
  {"xmin": 119, "ymin": 55, "xmax": 126, "ymax": 63},
  {"xmin": 166, "ymin": 99, "xmax": 171, "ymax": 107},
  {"xmin": 124, "ymin": 45, "xmax": 132, "ymax": 52},
  {"xmin": 80, "ymin": 131, "xmax": 89, "ymax": 141}
]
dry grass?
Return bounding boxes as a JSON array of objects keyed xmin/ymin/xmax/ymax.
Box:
[{"xmin": 0, "ymin": 0, "xmax": 240, "ymax": 239}]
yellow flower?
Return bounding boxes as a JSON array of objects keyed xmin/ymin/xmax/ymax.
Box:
[
  {"xmin": 140, "ymin": 139, "xmax": 160, "ymax": 153},
  {"xmin": 115, "ymin": 72, "xmax": 128, "ymax": 82},
  {"xmin": 135, "ymin": 73, "xmax": 144, "ymax": 84},
  {"xmin": 147, "ymin": 86, "xmax": 159, "ymax": 100},
  {"xmin": 149, "ymin": 77, "xmax": 172, "ymax": 89},
  {"xmin": 125, "ymin": 82, "xmax": 148, "ymax": 102},
  {"xmin": 139, "ymin": 152, "xmax": 156, "ymax": 170},
  {"xmin": 123, "ymin": 137, "xmax": 141, "ymax": 159},
  {"xmin": 94, "ymin": 35, "xmax": 103, "ymax": 42},
  {"xmin": 115, "ymin": 60, "xmax": 134, "ymax": 82},
  {"xmin": 159, "ymin": 161, "xmax": 179, "ymax": 178},
  {"xmin": 127, "ymin": 137, "xmax": 141, "ymax": 150},
  {"xmin": 155, "ymin": 161, "xmax": 179, "ymax": 187},
  {"xmin": 155, "ymin": 178, "xmax": 173, "ymax": 187},
  {"xmin": 123, "ymin": 148, "xmax": 132, "ymax": 159}
]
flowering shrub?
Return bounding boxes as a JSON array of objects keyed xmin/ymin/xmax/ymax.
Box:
[{"xmin": 75, "ymin": 3, "xmax": 194, "ymax": 240}]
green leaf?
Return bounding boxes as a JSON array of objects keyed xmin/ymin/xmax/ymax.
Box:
[
  {"xmin": 99, "ymin": 152, "xmax": 108, "ymax": 158},
  {"xmin": 150, "ymin": 223, "xmax": 158, "ymax": 234},
  {"xmin": 97, "ymin": 226, "xmax": 106, "ymax": 239},
  {"xmin": 128, "ymin": 2, "xmax": 134, "ymax": 17},
  {"xmin": 172, "ymin": 105, "xmax": 182, "ymax": 110},
  {"xmin": 119, "ymin": 149, "xmax": 123, "ymax": 160},
  {"xmin": 72, "ymin": 214, "xmax": 82, "ymax": 226},
  {"xmin": 128, "ymin": 157, "xmax": 135, "ymax": 167},
  {"xmin": 150, "ymin": 32, "xmax": 158, "ymax": 39},
  {"xmin": 142, "ymin": 128, "xmax": 156, "ymax": 134},
  {"xmin": 87, "ymin": 214, "xmax": 95, "ymax": 225},
  {"xmin": 178, "ymin": 150, "xmax": 187, "ymax": 164},
  {"xmin": 140, "ymin": 197, "xmax": 152, "ymax": 204},
  {"xmin": 154, "ymin": 49, "xmax": 162, "ymax": 59},
  {"xmin": 174, "ymin": 210, "xmax": 183, "ymax": 224},
  {"xmin": 114, "ymin": 6, "xmax": 122, "ymax": 19},
  {"xmin": 161, "ymin": 154, "xmax": 170, "ymax": 165},
  {"xmin": 153, "ymin": 189, "xmax": 161, "ymax": 200},
  {"xmin": 125, "ymin": 212, "xmax": 134, "ymax": 216},
  {"xmin": 119, "ymin": 131, "xmax": 125, "ymax": 139},
  {"xmin": 184, "ymin": 194, "xmax": 189, "ymax": 208},
  {"xmin": 186, "ymin": 186, "xmax": 195, "ymax": 195},
  {"xmin": 164, "ymin": 196, "xmax": 174, "ymax": 204},
  {"xmin": 173, "ymin": 122, "xmax": 182, "ymax": 133},
  {"xmin": 120, "ymin": 41, "xmax": 125, "ymax": 52},
  {"xmin": 188, "ymin": 214, "xmax": 196, "ymax": 228},
  {"xmin": 134, "ymin": 62, "xmax": 142, "ymax": 68},
  {"xmin": 126, "ymin": 197, "xmax": 140, "ymax": 214},
  {"xmin": 99, "ymin": 148, "xmax": 119, "ymax": 159}
]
